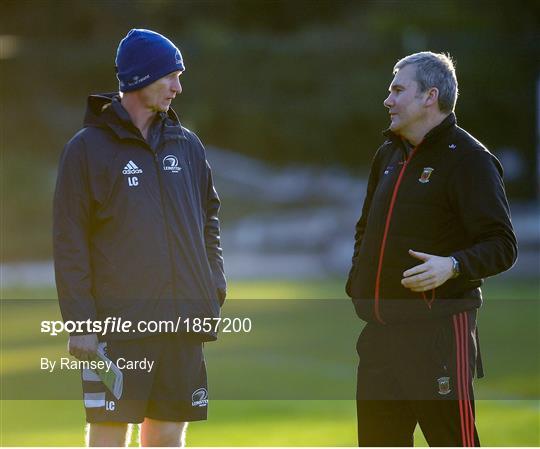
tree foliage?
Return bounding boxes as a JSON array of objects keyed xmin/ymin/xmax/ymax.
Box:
[{"xmin": 2, "ymin": 0, "xmax": 539, "ymax": 199}]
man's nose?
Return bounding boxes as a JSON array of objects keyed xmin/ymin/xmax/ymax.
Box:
[
  {"xmin": 383, "ymin": 94, "xmax": 393, "ymax": 108},
  {"xmin": 172, "ymin": 79, "xmax": 182, "ymax": 94}
]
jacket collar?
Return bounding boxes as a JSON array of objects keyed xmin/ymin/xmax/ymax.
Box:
[
  {"xmin": 383, "ymin": 112, "xmax": 456, "ymax": 148},
  {"xmin": 84, "ymin": 93, "xmax": 186, "ymax": 142},
  {"xmin": 161, "ymin": 107, "xmax": 186, "ymax": 142}
]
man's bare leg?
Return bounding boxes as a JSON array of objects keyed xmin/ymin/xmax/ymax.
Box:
[
  {"xmin": 87, "ymin": 422, "xmax": 129, "ymax": 447},
  {"xmin": 140, "ymin": 418, "xmax": 188, "ymax": 447}
]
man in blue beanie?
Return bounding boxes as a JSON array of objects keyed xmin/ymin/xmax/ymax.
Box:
[{"xmin": 54, "ymin": 29, "xmax": 226, "ymax": 446}]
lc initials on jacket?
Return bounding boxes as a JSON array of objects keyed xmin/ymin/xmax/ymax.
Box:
[
  {"xmin": 53, "ymin": 94, "xmax": 226, "ymax": 341},
  {"xmin": 346, "ymin": 113, "xmax": 517, "ymax": 324}
]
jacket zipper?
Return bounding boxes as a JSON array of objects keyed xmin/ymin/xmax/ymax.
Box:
[
  {"xmin": 373, "ymin": 146, "xmax": 418, "ymax": 324},
  {"xmin": 151, "ymin": 147, "xmax": 178, "ymax": 301}
]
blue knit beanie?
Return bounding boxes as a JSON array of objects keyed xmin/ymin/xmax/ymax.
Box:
[{"xmin": 115, "ymin": 29, "xmax": 185, "ymax": 92}]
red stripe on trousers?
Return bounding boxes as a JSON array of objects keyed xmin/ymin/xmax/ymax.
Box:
[
  {"xmin": 455, "ymin": 312, "xmax": 475, "ymax": 447},
  {"xmin": 462, "ymin": 313, "xmax": 476, "ymax": 446},
  {"xmin": 453, "ymin": 314, "xmax": 467, "ymax": 446},
  {"xmin": 460, "ymin": 313, "xmax": 472, "ymax": 447}
]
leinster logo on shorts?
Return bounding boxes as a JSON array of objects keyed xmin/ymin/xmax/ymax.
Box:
[
  {"xmin": 192, "ymin": 387, "xmax": 208, "ymax": 407},
  {"xmin": 419, "ymin": 167, "xmax": 434, "ymax": 183},
  {"xmin": 437, "ymin": 376, "xmax": 451, "ymax": 395},
  {"xmin": 163, "ymin": 155, "xmax": 182, "ymax": 173}
]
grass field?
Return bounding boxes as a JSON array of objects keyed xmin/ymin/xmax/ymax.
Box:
[{"xmin": 1, "ymin": 278, "xmax": 539, "ymax": 446}]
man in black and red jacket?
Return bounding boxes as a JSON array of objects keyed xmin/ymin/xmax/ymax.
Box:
[{"xmin": 346, "ymin": 52, "xmax": 517, "ymax": 447}]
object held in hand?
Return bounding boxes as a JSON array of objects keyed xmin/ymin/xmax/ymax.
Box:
[{"xmin": 90, "ymin": 343, "xmax": 123, "ymax": 400}]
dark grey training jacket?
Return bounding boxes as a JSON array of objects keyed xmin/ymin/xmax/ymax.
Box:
[{"xmin": 53, "ymin": 93, "xmax": 226, "ymax": 341}]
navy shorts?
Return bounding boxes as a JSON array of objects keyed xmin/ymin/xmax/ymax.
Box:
[{"xmin": 82, "ymin": 333, "xmax": 208, "ymax": 423}]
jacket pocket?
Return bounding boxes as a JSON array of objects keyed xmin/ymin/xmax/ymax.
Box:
[{"xmin": 430, "ymin": 317, "xmax": 453, "ymax": 373}]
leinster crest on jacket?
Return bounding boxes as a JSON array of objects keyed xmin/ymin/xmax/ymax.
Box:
[
  {"xmin": 437, "ymin": 376, "xmax": 451, "ymax": 395},
  {"xmin": 419, "ymin": 167, "xmax": 434, "ymax": 183}
]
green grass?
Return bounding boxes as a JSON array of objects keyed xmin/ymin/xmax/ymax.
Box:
[
  {"xmin": 1, "ymin": 278, "xmax": 539, "ymax": 446},
  {"xmin": 2, "ymin": 276, "xmax": 538, "ymax": 301},
  {"xmin": 1, "ymin": 400, "xmax": 539, "ymax": 446}
]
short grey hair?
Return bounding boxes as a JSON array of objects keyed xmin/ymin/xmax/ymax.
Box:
[{"xmin": 394, "ymin": 52, "xmax": 458, "ymax": 113}]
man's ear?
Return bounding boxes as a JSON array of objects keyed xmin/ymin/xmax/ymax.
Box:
[{"xmin": 425, "ymin": 87, "xmax": 439, "ymax": 108}]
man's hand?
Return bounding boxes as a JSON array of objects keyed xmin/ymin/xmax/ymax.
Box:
[
  {"xmin": 401, "ymin": 250, "xmax": 454, "ymax": 292},
  {"xmin": 68, "ymin": 334, "xmax": 98, "ymax": 361}
]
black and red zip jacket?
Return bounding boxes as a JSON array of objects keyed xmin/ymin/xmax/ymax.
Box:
[{"xmin": 346, "ymin": 113, "xmax": 517, "ymax": 324}]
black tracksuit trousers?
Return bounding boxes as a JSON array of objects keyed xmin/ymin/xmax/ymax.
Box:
[{"xmin": 356, "ymin": 310, "xmax": 481, "ymax": 447}]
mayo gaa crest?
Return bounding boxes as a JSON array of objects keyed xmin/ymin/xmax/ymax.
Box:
[
  {"xmin": 437, "ymin": 376, "xmax": 451, "ymax": 395},
  {"xmin": 419, "ymin": 167, "xmax": 434, "ymax": 183}
]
